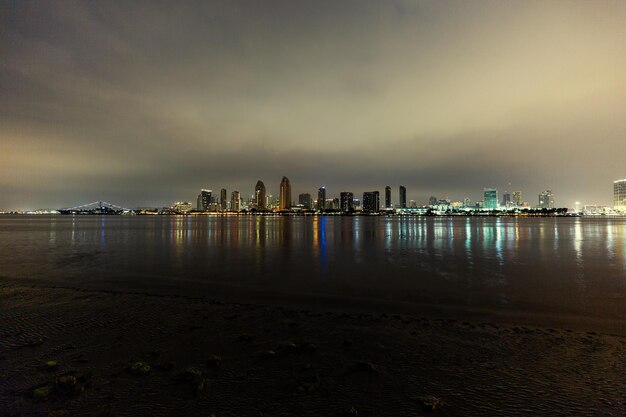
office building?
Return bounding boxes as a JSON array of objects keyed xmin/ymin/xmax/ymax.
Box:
[
  {"xmin": 512, "ymin": 191, "xmax": 522, "ymax": 206},
  {"xmin": 409, "ymin": 199, "xmax": 417, "ymax": 208},
  {"xmin": 362, "ymin": 191, "xmax": 380, "ymax": 213},
  {"xmin": 502, "ymin": 191, "xmax": 511, "ymax": 207},
  {"xmin": 538, "ymin": 190, "xmax": 554, "ymax": 209},
  {"xmin": 220, "ymin": 188, "xmax": 227, "ymax": 211},
  {"xmin": 340, "ymin": 192, "xmax": 354, "ymax": 213},
  {"xmin": 385, "ymin": 186, "xmax": 391, "ymax": 209},
  {"xmin": 399, "ymin": 185, "xmax": 407, "ymax": 208},
  {"xmin": 429, "ymin": 196, "xmax": 437, "ymax": 206},
  {"xmin": 317, "ymin": 187, "xmax": 326, "ymax": 211},
  {"xmin": 197, "ymin": 189, "xmax": 211, "ymax": 211},
  {"xmin": 255, "ymin": 180, "xmax": 266, "ymax": 210},
  {"xmin": 299, "ymin": 193, "xmax": 312, "ymax": 210},
  {"xmin": 231, "ymin": 191, "xmax": 240, "ymax": 212},
  {"xmin": 614, "ymin": 179, "xmax": 626, "ymax": 211},
  {"xmin": 279, "ymin": 176, "xmax": 291, "ymax": 210},
  {"xmin": 483, "ymin": 188, "xmax": 498, "ymax": 209},
  {"xmin": 173, "ymin": 201, "xmax": 192, "ymax": 213}
]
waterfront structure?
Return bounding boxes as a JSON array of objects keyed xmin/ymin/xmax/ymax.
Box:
[
  {"xmin": 538, "ymin": 190, "xmax": 554, "ymax": 209},
  {"xmin": 340, "ymin": 192, "xmax": 354, "ymax": 213},
  {"xmin": 512, "ymin": 191, "xmax": 522, "ymax": 206},
  {"xmin": 483, "ymin": 188, "xmax": 498, "ymax": 209},
  {"xmin": 173, "ymin": 201, "xmax": 193, "ymax": 213},
  {"xmin": 614, "ymin": 179, "xmax": 626, "ymax": 211},
  {"xmin": 385, "ymin": 186, "xmax": 392, "ymax": 209},
  {"xmin": 317, "ymin": 187, "xmax": 326, "ymax": 211},
  {"xmin": 197, "ymin": 189, "xmax": 211, "ymax": 211},
  {"xmin": 362, "ymin": 191, "xmax": 380, "ymax": 213},
  {"xmin": 220, "ymin": 188, "xmax": 227, "ymax": 211},
  {"xmin": 299, "ymin": 193, "xmax": 312, "ymax": 210},
  {"xmin": 231, "ymin": 191, "xmax": 240, "ymax": 212},
  {"xmin": 255, "ymin": 180, "xmax": 266, "ymax": 210},
  {"xmin": 399, "ymin": 185, "xmax": 407, "ymax": 208},
  {"xmin": 279, "ymin": 176, "xmax": 291, "ymax": 210}
]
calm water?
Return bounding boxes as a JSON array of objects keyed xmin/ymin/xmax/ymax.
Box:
[{"xmin": 1, "ymin": 215, "xmax": 625, "ymax": 324}]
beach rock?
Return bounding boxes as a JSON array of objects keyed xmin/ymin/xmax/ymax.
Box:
[
  {"xmin": 47, "ymin": 410, "xmax": 69, "ymax": 417},
  {"xmin": 418, "ymin": 394, "xmax": 444, "ymax": 411},
  {"xmin": 176, "ymin": 367, "xmax": 205, "ymax": 395},
  {"xmin": 127, "ymin": 361, "xmax": 151, "ymax": 375},
  {"xmin": 206, "ymin": 355, "xmax": 222, "ymax": 369},
  {"xmin": 257, "ymin": 350, "xmax": 277, "ymax": 359},
  {"xmin": 237, "ymin": 333, "xmax": 254, "ymax": 343},
  {"xmin": 42, "ymin": 360, "xmax": 58, "ymax": 371},
  {"xmin": 298, "ymin": 374, "xmax": 320, "ymax": 392},
  {"xmin": 157, "ymin": 361, "xmax": 174, "ymax": 371},
  {"xmin": 32, "ymin": 384, "xmax": 54, "ymax": 399},
  {"xmin": 351, "ymin": 361, "xmax": 378, "ymax": 374},
  {"xmin": 345, "ymin": 406, "xmax": 359, "ymax": 416}
]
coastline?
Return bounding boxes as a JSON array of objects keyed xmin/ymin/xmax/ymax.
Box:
[{"xmin": 2, "ymin": 282, "xmax": 624, "ymax": 416}]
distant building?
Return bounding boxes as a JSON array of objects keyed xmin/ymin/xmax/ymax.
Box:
[
  {"xmin": 317, "ymin": 187, "xmax": 326, "ymax": 211},
  {"xmin": 512, "ymin": 191, "xmax": 522, "ymax": 206},
  {"xmin": 614, "ymin": 179, "xmax": 626, "ymax": 211},
  {"xmin": 538, "ymin": 190, "xmax": 554, "ymax": 209},
  {"xmin": 429, "ymin": 196, "xmax": 437, "ymax": 206},
  {"xmin": 483, "ymin": 188, "xmax": 498, "ymax": 209},
  {"xmin": 340, "ymin": 192, "xmax": 354, "ymax": 213},
  {"xmin": 385, "ymin": 186, "xmax": 392, "ymax": 209},
  {"xmin": 399, "ymin": 185, "xmax": 407, "ymax": 208},
  {"xmin": 231, "ymin": 191, "xmax": 240, "ymax": 212},
  {"xmin": 255, "ymin": 180, "xmax": 266, "ymax": 210},
  {"xmin": 352, "ymin": 198, "xmax": 362, "ymax": 210},
  {"xmin": 362, "ymin": 191, "xmax": 380, "ymax": 213},
  {"xmin": 197, "ymin": 189, "xmax": 211, "ymax": 211},
  {"xmin": 299, "ymin": 193, "xmax": 312, "ymax": 210},
  {"xmin": 409, "ymin": 199, "xmax": 417, "ymax": 208},
  {"xmin": 502, "ymin": 191, "xmax": 511, "ymax": 207},
  {"xmin": 173, "ymin": 201, "xmax": 192, "ymax": 213},
  {"xmin": 220, "ymin": 188, "xmax": 227, "ymax": 211},
  {"xmin": 463, "ymin": 197, "xmax": 471, "ymax": 207},
  {"xmin": 279, "ymin": 176, "xmax": 291, "ymax": 210}
]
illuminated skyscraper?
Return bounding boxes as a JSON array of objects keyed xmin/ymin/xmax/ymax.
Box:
[
  {"xmin": 317, "ymin": 187, "xmax": 326, "ymax": 211},
  {"xmin": 385, "ymin": 186, "xmax": 391, "ymax": 209},
  {"xmin": 502, "ymin": 191, "xmax": 511, "ymax": 207},
  {"xmin": 512, "ymin": 191, "xmax": 522, "ymax": 206},
  {"xmin": 614, "ymin": 179, "xmax": 626, "ymax": 211},
  {"xmin": 538, "ymin": 190, "xmax": 554, "ymax": 209},
  {"xmin": 429, "ymin": 196, "xmax": 437, "ymax": 206},
  {"xmin": 483, "ymin": 188, "xmax": 498, "ymax": 209},
  {"xmin": 340, "ymin": 192, "xmax": 354, "ymax": 213},
  {"xmin": 231, "ymin": 191, "xmax": 240, "ymax": 212},
  {"xmin": 362, "ymin": 191, "xmax": 380, "ymax": 213},
  {"xmin": 197, "ymin": 189, "xmax": 211, "ymax": 211},
  {"xmin": 279, "ymin": 176, "xmax": 291, "ymax": 210},
  {"xmin": 255, "ymin": 180, "xmax": 266, "ymax": 210},
  {"xmin": 299, "ymin": 193, "xmax": 312, "ymax": 210},
  {"xmin": 220, "ymin": 188, "xmax": 227, "ymax": 211},
  {"xmin": 399, "ymin": 185, "xmax": 407, "ymax": 208}
]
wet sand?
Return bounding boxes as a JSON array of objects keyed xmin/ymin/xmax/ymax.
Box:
[{"xmin": 1, "ymin": 282, "xmax": 625, "ymax": 417}]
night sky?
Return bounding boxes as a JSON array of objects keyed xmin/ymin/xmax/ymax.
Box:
[{"xmin": 1, "ymin": 1, "xmax": 625, "ymax": 210}]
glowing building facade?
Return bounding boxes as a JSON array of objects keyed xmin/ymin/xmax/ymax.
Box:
[{"xmin": 279, "ymin": 176, "xmax": 291, "ymax": 210}]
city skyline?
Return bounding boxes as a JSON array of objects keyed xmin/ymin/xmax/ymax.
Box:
[{"xmin": 1, "ymin": 1, "xmax": 625, "ymax": 210}]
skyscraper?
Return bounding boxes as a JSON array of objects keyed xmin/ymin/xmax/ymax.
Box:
[
  {"xmin": 230, "ymin": 191, "xmax": 240, "ymax": 212},
  {"xmin": 614, "ymin": 179, "xmax": 626, "ymax": 211},
  {"xmin": 502, "ymin": 191, "xmax": 511, "ymax": 207},
  {"xmin": 340, "ymin": 192, "xmax": 354, "ymax": 213},
  {"xmin": 429, "ymin": 196, "xmax": 437, "ymax": 206},
  {"xmin": 299, "ymin": 193, "xmax": 312, "ymax": 210},
  {"xmin": 483, "ymin": 188, "xmax": 498, "ymax": 209},
  {"xmin": 362, "ymin": 191, "xmax": 380, "ymax": 213},
  {"xmin": 317, "ymin": 187, "xmax": 326, "ymax": 211},
  {"xmin": 255, "ymin": 180, "xmax": 266, "ymax": 210},
  {"xmin": 512, "ymin": 191, "xmax": 522, "ymax": 206},
  {"xmin": 538, "ymin": 190, "xmax": 554, "ymax": 209},
  {"xmin": 399, "ymin": 185, "xmax": 407, "ymax": 208},
  {"xmin": 385, "ymin": 186, "xmax": 391, "ymax": 209},
  {"xmin": 279, "ymin": 176, "xmax": 291, "ymax": 210},
  {"xmin": 220, "ymin": 188, "xmax": 227, "ymax": 211},
  {"xmin": 197, "ymin": 189, "xmax": 211, "ymax": 211}
]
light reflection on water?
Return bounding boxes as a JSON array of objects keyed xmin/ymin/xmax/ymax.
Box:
[{"xmin": 1, "ymin": 215, "xmax": 625, "ymax": 321}]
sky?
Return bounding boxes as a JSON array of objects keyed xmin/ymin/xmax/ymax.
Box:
[{"xmin": 1, "ymin": 0, "xmax": 625, "ymax": 210}]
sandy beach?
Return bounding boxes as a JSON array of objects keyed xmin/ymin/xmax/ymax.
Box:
[{"xmin": 1, "ymin": 281, "xmax": 624, "ymax": 417}]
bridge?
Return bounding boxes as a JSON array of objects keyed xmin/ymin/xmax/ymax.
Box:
[{"xmin": 58, "ymin": 201, "xmax": 133, "ymax": 214}]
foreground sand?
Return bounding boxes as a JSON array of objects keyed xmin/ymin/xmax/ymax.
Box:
[{"xmin": 1, "ymin": 283, "xmax": 624, "ymax": 417}]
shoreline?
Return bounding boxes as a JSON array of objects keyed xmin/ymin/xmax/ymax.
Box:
[{"xmin": 1, "ymin": 282, "xmax": 624, "ymax": 416}]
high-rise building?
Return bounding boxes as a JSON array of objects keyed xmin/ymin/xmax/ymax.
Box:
[
  {"xmin": 512, "ymin": 191, "xmax": 522, "ymax": 206},
  {"xmin": 538, "ymin": 190, "xmax": 554, "ymax": 209},
  {"xmin": 399, "ymin": 185, "xmax": 407, "ymax": 208},
  {"xmin": 230, "ymin": 191, "xmax": 240, "ymax": 212},
  {"xmin": 362, "ymin": 191, "xmax": 380, "ymax": 213},
  {"xmin": 409, "ymin": 200, "xmax": 417, "ymax": 208},
  {"xmin": 483, "ymin": 188, "xmax": 498, "ymax": 209},
  {"xmin": 340, "ymin": 192, "xmax": 354, "ymax": 213},
  {"xmin": 614, "ymin": 179, "xmax": 626, "ymax": 211},
  {"xmin": 429, "ymin": 196, "xmax": 437, "ymax": 206},
  {"xmin": 299, "ymin": 193, "xmax": 312, "ymax": 210},
  {"xmin": 173, "ymin": 201, "xmax": 193, "ymax": 213},
  {"xmin": 220, "ymin": 188, "xmax": 227, "ymax": 211},
  {"xmin": 317, "ymin": 187, "xmax": 326, "ymax": 211},
  {"xmin": 463, "ymin": 197, "xmax": 471, "ymax": 207},
  {"xmin": 502, "ymin": 191, "xmax": 511, "ymax": 207},
  {"xmin": 255, "ymin": 180, "xmax": 266, "ymax": 210},
  {"xmin": 385, "ymin": 186, "xmax": 391, "ymax": 209},
  {"xmin": 279, "ymin": 176, "xmax": 291, "ymax": 210},
  {"xmin": 197, "ymin": 189, "xmax": 211, "ymax": 211}
]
